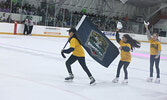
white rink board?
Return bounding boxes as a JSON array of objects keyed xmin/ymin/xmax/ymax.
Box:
[{"xmin": 0, "ymin": 22, "xmax": 69, "ymax": 36}]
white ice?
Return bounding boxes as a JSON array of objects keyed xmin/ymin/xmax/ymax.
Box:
[{"xmin": 0, "ymin": 34, "xmax": 167, "ymax": 100}]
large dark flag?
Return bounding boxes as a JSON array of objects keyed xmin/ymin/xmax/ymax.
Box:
[{"xmin": 76, "ymin": 15, "xmax": 119, "ymax": 68}]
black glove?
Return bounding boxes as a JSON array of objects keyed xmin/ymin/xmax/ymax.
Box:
[{"xmin": 61, "ymin": 51, "xmax": 66, "ymax": 58}]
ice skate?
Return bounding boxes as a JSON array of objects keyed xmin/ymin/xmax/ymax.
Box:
[
  {"xmin": 89, "ymin": 76, "xmax": 96, "ymax": 85},
  {"xmin": 122, "ymin": 79, "xmax": 128, "ymax": 85},
  {"xmin": 147, "ymin": 77, "xmax": 153, "ymax": 82},
  {"xmin": 65, "ymin": 74, "xmax": 74, "ymax": 81},
  {"xmin": 112, "ymin": 78, "xmax": 119, "ymax": 83},
  {"xmin": 154, "ymin": 78, "xmax": 160, "ymax": 84}
]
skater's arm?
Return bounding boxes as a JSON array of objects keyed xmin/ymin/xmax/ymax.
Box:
[
  {"xmin": 116, "ymin": 29, "xmax": 121, "ymax": 43},
  {"xmin": 155, "ymin": 42, "xmax": 162, "ymax": 59},
  {"xmin": 62, "ymin": 48, "xmax": 74, "ymax": 54},
  {"xmin": 155, "ymin": 43, "xmax": 162, "ymax": 58},
  {"xmin": 146, "ymin": 30, "xmax": 151, "ymax": 40},
  {"xmin": 155, "ymin": 51, "xmax": 161, "ymax": 59},
  {"xmin": 145, "ymin": 25, "xmax": 151, "ymax": 40},
  {"xmin": 157, "ymin": 51, "xmax": 161, "ymax": 56}
]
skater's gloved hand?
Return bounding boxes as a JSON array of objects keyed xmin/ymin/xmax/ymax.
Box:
[
  {"xmin": 61, "ymin": 50, "xmax": 66, "ymax": 58},
  {"xmin": 61, "ymin": 48, "xmax": 74, "ymax": 58},
  {"xmin": 61, "ymin": 50, "xmax": 64, "ymax": 53},
  {"xmin": 144, "ymin": 21, "xmax": 149, "ymax": 30},
  {"xmin": 62, "ymin": 48, "xmax": 74, "ymax": 54}
]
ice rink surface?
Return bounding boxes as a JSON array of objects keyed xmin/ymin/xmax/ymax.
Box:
[{"xmin": 0, "ymin": 34, "xmax": 167, "ymax": 100}]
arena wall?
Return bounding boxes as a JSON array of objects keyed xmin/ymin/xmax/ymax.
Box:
[{"xmin": 0, "ymin": 22, "xmax": 167, "ymax": 44}]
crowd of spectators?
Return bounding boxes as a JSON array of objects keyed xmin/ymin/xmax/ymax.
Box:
[
  {"xmin": 53, "ymin": 9, "xmax": 127, "ymax": 31},
  {"xmin": 0, "ymin": 0, "xmax": 131, "ymax": 31},
  {"xmin": 0, "ymin": 0, "xmax": 37, "ymax": 15}
]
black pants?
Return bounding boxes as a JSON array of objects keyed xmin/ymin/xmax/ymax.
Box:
[
  {"xmin": 150, "ymin": 55, "xmax": 160, "ymax": 78},
  {"xmin": 23, "ymin": 25, "xmax": 29, "ymax": 35},
  {"xmin": 66, "ymin": 55, "xmax": 92, "ymax": 77},
  {"xmin": 116, "ymin": 61, "xmax": 130, "ymax": 79},
  {"xmin": 29, "ymin": 26, "xmax": 33, "ymax": 35}
]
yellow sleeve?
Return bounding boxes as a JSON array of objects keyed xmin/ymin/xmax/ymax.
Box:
[
  {"xmin": 149, "ymin": 38, "xmax": 153, "ymax": 43},
  {"xmin": 70, "ymin": 38, "xmax": 76, "ymax": 48},
  {"xmin": 158, "ymin": 42, "xmax": 162, "ymax": 51},
  {"xmin": 119, "ymin": 40, "xmax": 123, "ymax": 46}
]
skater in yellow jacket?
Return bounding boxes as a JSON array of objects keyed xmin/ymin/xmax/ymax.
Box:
[{"xmin": 61, "ymin": 28, "xmax": 95, "ymax": 85}]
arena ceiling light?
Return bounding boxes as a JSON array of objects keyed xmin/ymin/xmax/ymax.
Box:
[{"xmin": 120, "ymin": 0, "xmax": 128, "ymax": 4}]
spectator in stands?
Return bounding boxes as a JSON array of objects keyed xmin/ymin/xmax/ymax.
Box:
[
  {"xmin": 31, "ymin": 5, "xmax": 36, "ymax": 14},
  {"xmin": 27, "ymin": 4, "xmax": 31, "ymax": 11},
  {"xmin": 23, "ymin": 4, "xmax": 28, "ymax": 10},
  {"xmin": 6, "ymin": 6, "xmax": 10, "ymax": 12},
  {"xmin": 15, "ymin": 3, "xmax": 20, "ymax": 9},
  {"xmin": 18, "ymin": 7, "xmax": 22, "ymax": 13},
  {"xmin": 0, "ymin": 1, "xmax": 4, "ymax": 7},
  {"xmin": 0, "ymin": 5, "xmax": 2, "ymax": 12},
  {"xmin": 12, "ymin": 6, "xmax": 16, "ymax": 13},
  {"xmin": 2, "ymin": 5, "xmax": 7, "ymax": 12},
  {"xmin": 7, "ymin": 15, "xmax": 12, "ymax": 22},
  {"xmin": 1, "ymin": 13, "xmax": 6, "ymax": 22},
  {"xmin": 23, "ymin": 8, "xmax": 27, "ymax": 14},
  {"xmin": 16, "ymin": 7, "xmax": 19, "ymax": 13}
]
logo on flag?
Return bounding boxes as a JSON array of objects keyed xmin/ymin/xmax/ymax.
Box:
[{"xmin": 85, "ymin": 30, "xmax": 109, "ymax": 60}]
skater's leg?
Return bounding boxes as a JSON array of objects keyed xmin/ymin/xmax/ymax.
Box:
[
  {"xmin": 112, "ymin": 61, "xmax": 124, "ymax": 83},
  {"xmin": 65, "ymin": 55, "xmax": 77, "ymax": 74},
  {"xmin": 78, "ymin": 57, "xmax": 92, "ymax": 77},
  {"xmin": 123, "ymin": 62, "xmax": 130, "ymax": 79},
  {"xmin": 116, "ymin": 61, "xmax": 124, "ymax": 78},
  {"xmin": 78, "ymin": 57, "xmax": 95, "ymax": 85},
  {"xmin": 155, "ymin": 56, "xmax": 160, "ymax": 78},
  {"xmin": 150, "ymin": 55, "xmax": 155, "ymax": 77}
]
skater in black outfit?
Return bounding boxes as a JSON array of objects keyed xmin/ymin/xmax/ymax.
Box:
[
  {"xmin": 61, "ymin": 28, "xmax": 95, "ymax": 85},
  {"xmin": 28, "ymin": 17, "xmax": 34, "ymax": 35},
  {"xmin": 112, "ymin": 28, "xmax": 141, "ymax": 84}
]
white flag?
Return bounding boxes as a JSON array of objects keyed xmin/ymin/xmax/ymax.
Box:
[
  {"xmin": 144, "ymin": 21, "xmax": 150, "ymax": 26},
  {"xmin": 117, "ymin": 21, "xmax": 123, "ymax": 30}
]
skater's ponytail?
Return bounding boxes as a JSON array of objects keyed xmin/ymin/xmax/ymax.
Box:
[{"xmin": 123, "ymin": 34, "xmax": 141, "ymax": 51}]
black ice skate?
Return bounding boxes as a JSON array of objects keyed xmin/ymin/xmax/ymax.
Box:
[
  {"xmin": 65, "ymin": 74, "xmax": 74, "ymax": 81},
  {"xmin": 90, "ymin": 76, "xmax": 96, "ymax": 85}
]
